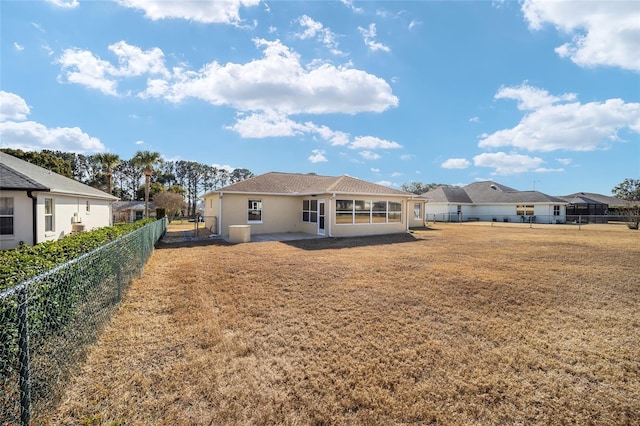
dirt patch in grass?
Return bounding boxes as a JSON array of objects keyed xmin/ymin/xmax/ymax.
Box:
[{"xmin": 47, "ymin": 224, "xmax": 640, "ymax": 425}]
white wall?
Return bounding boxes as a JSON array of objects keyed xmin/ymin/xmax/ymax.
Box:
[{"xmin": 37, "ymin": 193, "xmax": 113, "ymax": 244}]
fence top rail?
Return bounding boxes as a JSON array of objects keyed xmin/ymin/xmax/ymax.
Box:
[{"xmin": 0, "ymin": 219, "xmax": 164, "ymax": 300}]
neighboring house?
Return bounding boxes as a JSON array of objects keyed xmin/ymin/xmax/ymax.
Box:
[
  {"xmin": 422, "ymin": 181, "xmax": 567, "ymax": 224},
  {"xmin": 0, "ymin": 152, "xmax": 119, "ymax": 249},
  {"xmin": 113, "ymin": 201, "xmax": 156, "ymax": 223},
  {"xmin": 557, "ymin": 192, "xmax": 628, "ymax": 223},
  {"xmin": 202, "ymin": 172, "xmax": 423, "ymax": 239}
]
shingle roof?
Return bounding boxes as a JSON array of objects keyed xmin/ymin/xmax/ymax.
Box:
[
  {"xmin": 0, "ymin": 152, "xmax": 118, "ymax": 200},
  {"xmin": 463, "ymin": 181, "xmax": 566, "ymax": 204},
  {"xmin": 422, "ymin": 187, "xmax": 473, "ymax": 203},
  {"xmin": 422, "ymin": 181, "xmax": 566, "ymax": 204},
  {"xmin": 207, "ymin": 172, "xmax": 412, "ymax": 197},
  {"xmin": 0, "ymin": 163, "xmax": 49, "ymax": 191},
  {"xmin": 558, "ymin": 192, "xmax": 626, "ymax": 207}
]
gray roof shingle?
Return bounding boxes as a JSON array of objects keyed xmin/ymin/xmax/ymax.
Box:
[
  {"xmin": 422, "ymin": 181, "xmax": 567, "ymax": 204},
  {"xmin": 0, "ymin": 152, "xmax": 118, "ymax": 200},
  {"xmin": 208, "ymin": 172, "xmax": 412, "ymax": 197}
]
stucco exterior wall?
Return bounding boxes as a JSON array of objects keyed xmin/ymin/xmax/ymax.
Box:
[
  {"xmin": 407, "ymin": 200, "xmax": 425, "ymax": 228},
  {"xmin": 0, "ymin": 191, "xmax": 113, "ymax": 249},
  {"xmin": 38, "ymin": 193, "xmax": 113, "ymax": 243},
  {"xmin": 218, "ymin": 194, "xmax": 307, "ymax": 236}
]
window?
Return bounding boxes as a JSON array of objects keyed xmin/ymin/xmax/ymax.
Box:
[
  {"xmin": 86, "ymin": 200, "xmax": 90, "ymax": 213},
  {"xmin": 553, "ymin": 205, "xmax": 560, "ymax": 216},
  {"xmin": 335, "ymin": 199, "xmax": 403, "ymax": 225},
  {"xmin": 0, "ymin": 197, "xmax": 14, "ymax": 235},
  {"xmin": 45, "ymin": 198, "xmax": 54, "ymax": 232},
  {"xmin": 516, "ymin": 205, "xmax": 534, "ymax": 216},
  {"xmin": 302, "ymin": 199, "xmax": 318, "ymax": 223},
  {"xmin": 413, "ymin": 203, "xmax": 422, "ymax": 220},
  {"xmin": 336, "ymin": 199, "xmax": 353, "ymax": 224},
  {"xmin": 248, "ymin": 199, "xmax": 262, "ymax": 222}
]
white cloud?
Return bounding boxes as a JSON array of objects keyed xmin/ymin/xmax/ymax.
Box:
[
  {"xmin": 141, "ymin": 38, "xmax": 398, "ymax": 114},
  {"xmin": 107, "ymin": 41, "xmax": 169, "ymax": 77},
  {"xmin": 535, "ymin": 167, "xmax": 564, "ymax": 173},
  {"xmin": 441, "ymin": 158, "xmax": 471, "ymax": 169},
  {"xmin": 556, "ymin": 158, "xmax": 572, "ymax": 166},
  {"xmin": 56, "ymin": 48, "xmax": 119, "ymax": 95},
  {"xmin": 468, "ymin": 116, "xmax": 480, "ymax": 123},
  {"xmin": 14, "ymin": 42, "xmax": 24, "ymax": 51},
  {"xmin": 308, "ymin": 149, "xmax": 328, "ymax": 163},
  {"xmin": 58, "ymin": 39, "xmax": 398, "ymax": 115},
  {"xmin": 408, "ymin": 20, "xmax": 421, "ymax": 31},
  {"xmin": 400, "ymin": 154, "xmax": 413, "ymax": 160},
  {"xmin": 350, "ymin": 136, "xmax": 401, "ymax": 150},
  {"xmin": 0, "ymin": 91, "xmax": 31, "ymax": 122},
  {"xmin": 0, "ymin": 121, "xmax": 105, "ymax": 153},
  {"xmin": 115, "ymin": 0, "xmax": 260, "ymax": 25},
  {"xmin": 227, "ymin": 111, "xmax": 309, "ymax": 138},
  {"xmin": 56, "ymin": 41, "xmax": 170, "ymax": 95},
  {"xmin": 212, "ymin": 163, "xmax": 235, "ymax": 173},
  {"xmin": 340, "ymin": 0, "xmax": 363, "ymax": 14},
  {"xmin": 473, "ymin": 152, "xmax": 545, "ymax": 175},
  {"xmin": 359, "ymin": 151, "xmax": 381, "ymax": 160},
  {"xmin": 359, "ymin": 23, "xmax": 390, "ymax": 53},
  {"xmin": 135, "ymin": 140, "xmax": 144, "ymax": 145},
  {"xmin": 47, "ymin": 0, "xmax": 78, "ymax": 8},
  {"xmin": 495, "ymin": 83, "xmax": 576, "ymax": 111},
  {"xmin": 480, "ymin": 96, "xmax": 640, "ymax": 152},
  {"xmin": 294, "ymin": 15, "xmax": 343, "ymax": 55},
  {"xmin": 371, "ymin": 167, "xmax": 380, "ymax": 173},
  {"xmin": 0, "ymin": 91, "xmax": 104, "ymax": 153},
  {"xmin": 522, "ymin": 0, "xmax": 640, "ymax": 72},
  {"xmin": 391, "ymin": 172, "xmax": 403, "ymax": 177}
]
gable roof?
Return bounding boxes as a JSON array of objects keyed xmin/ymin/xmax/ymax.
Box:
[
  {"xmin": 558, "ymin": 192, "xmax": 626, "ymax": 207},
  {"xmin": 0, "ymin": 151, "xmax": 118, "ymax": 200},
  {"xmin": 422, "ymin": 181, "xmax": 566, "ymax": 204},
  {"xmin": 205, "ymin": 172, "xmax": 412, "ymax": 197}
]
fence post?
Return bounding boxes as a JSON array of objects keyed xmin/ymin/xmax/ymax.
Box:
[{"xmin": 18, "ymin": 287, "xmax": 31, "ymax": 426}]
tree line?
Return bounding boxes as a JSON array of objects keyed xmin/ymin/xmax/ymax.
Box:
[{"xmin": 1, "ymin": 148, "xmax": 254, "ymax": 217}]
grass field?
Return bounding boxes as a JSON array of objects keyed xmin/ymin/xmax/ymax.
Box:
[{"xmin": 47, "ymin": 223, "xmax": 639, "ymax": 425}]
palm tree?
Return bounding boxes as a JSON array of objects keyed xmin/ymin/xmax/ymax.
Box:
[
  {"xmin": 94, "ymin": 153, "xmax": 120, "ymax": 195},
  {"xmin": 132, "ymin": 150, "xmax": 161, "ymax": 219}
]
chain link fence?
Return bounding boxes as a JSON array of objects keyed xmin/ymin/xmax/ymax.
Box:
[{"xmin": 1, "ymin": 218, "xmax": 167, "ymax": 425}]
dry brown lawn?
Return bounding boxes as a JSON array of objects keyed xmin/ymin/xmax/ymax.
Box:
[{"xmin": 47, "ymin": 223, "xmax": 639, "ymax": 425}]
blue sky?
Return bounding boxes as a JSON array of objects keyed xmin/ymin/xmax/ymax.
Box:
[{"xmin": 1, "ymin": 0, "xmax": 638, "ymax": 196}]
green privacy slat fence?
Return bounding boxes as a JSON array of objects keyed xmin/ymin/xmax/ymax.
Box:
[{"xmin": 0, "ymin": 218, "xmax": 167, "ymax": 425}]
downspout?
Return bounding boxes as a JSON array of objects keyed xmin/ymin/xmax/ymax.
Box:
[
  {"xmin": 218, "ymin": 192, "xmax": 223, "ymax": 235},
  {"xmin": 328, "ymin": 193, "xmax": 336, "ymax": 237},
  {"xmin": 27, "ymin": 191, "xmax": 37, "ymax": 246}
]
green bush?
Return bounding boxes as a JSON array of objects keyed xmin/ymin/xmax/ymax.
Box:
[{"xmin": 0, "ymin": 219, "xmax": 155, "ymax": 291}]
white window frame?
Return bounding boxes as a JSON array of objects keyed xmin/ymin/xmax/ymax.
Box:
[
  {"xmin": 0, "ymin": 197, "xmax": 14, "ymax": 236},
  {"xmin": 335, "ymin": 199, "xmax": 403, "ymax": 225},
  {"xmin": 413, "ymin": 202, "xmax": 422, "ymax": 220},
  {"xmin": 248, "ymin": 199, "xmax": 263, "ymax": 223},
  {"xmin": 45, "ymin": 198, "xmax": 55, "ymax": 233}
]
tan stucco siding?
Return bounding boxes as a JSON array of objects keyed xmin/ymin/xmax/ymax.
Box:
[{"xmin": 219, "ymin": 194, "xmax": 307, "ymax": 236}]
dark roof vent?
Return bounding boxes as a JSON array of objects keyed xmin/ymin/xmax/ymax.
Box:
[{"xmin": 490, "ymin": 184, "xmax": 497, "ymax": 190}]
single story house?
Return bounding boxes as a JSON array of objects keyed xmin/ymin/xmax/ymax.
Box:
[
  {"xmin": 0, "ymin": 151, "xmax": 118, "ymax": 249},
  {"xmin": 202, "ymin": 172, "xmax": 424, "ymax": 239},
  {"xmin": 422, "ymin": 181, "xmax": 568, "ymax": 224},
  {"xmin": 113, "ymin": 201, "xmax": 156, "ymax": 223}
]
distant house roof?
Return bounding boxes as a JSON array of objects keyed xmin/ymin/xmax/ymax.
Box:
[
  {"xmin": 558, "ymin": 192, "xmax": 626, "ymax": 207},
  {"xmin": 0, "ymin": 151, "xmax": 118, "ymax": 200},
  {"xmin": 113, "ymin": 201, "xmax": 153, "ymax": 212},
  {"xmin": 205, "ymin": 172, "xmax": 413, "ymax": 197},
  {"xmin": 422, "ymin": 181, "xmax": 566, "ymax": 204}
]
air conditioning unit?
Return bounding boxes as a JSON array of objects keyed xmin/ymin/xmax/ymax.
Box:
[{"xmin": 71, "ymin": 212, "xmax": 82, "ymax": 223}]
